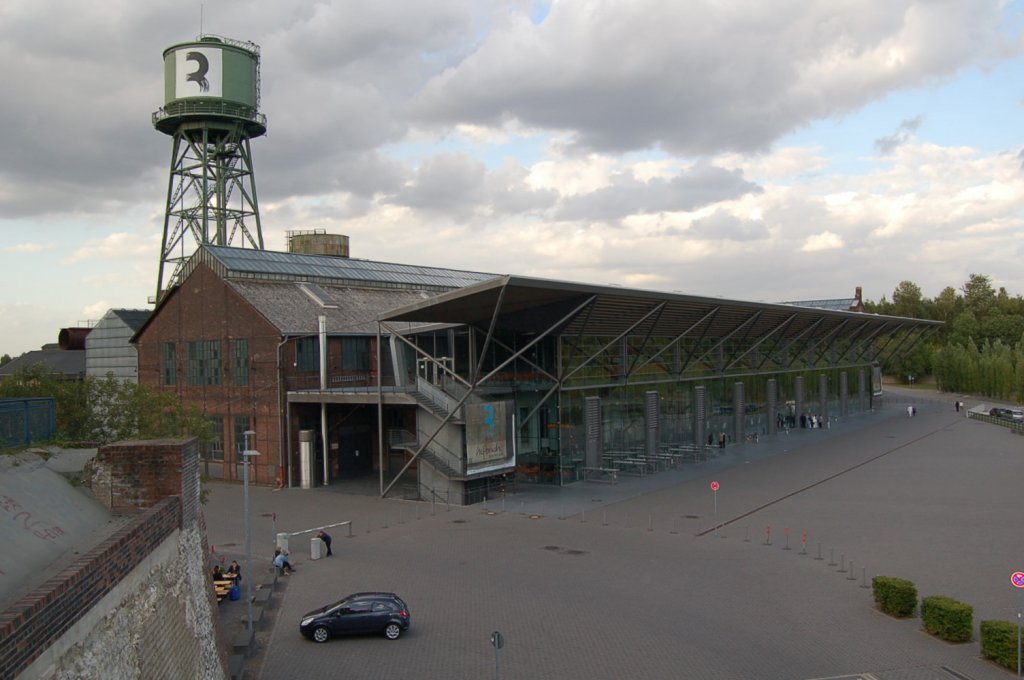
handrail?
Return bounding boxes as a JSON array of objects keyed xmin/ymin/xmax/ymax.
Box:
[
  {"xmin": 415, "ymin": 376, "xmax": 463, "ymax": 419},
  {"xmin": 415, "ymin": 427, "xmax": 466, "ymax": 475}
]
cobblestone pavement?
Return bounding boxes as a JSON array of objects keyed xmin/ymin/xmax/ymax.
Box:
[{"xmin": 204, "ymin": 390, "xmax": 1024, "ymax": 680}]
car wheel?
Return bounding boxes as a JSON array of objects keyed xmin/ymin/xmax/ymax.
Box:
[
  {"xmin": 312, "ymin": 626, "xmax": 330, "ymax": 643},
  {"xmin": 384, "ymin": 623, "xmax": 402, "ymax": 640}
]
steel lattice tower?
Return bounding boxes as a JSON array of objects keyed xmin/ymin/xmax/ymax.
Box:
[{"xmin": 152, "ymin": 35, "xmax": 267, "ymax": 301}]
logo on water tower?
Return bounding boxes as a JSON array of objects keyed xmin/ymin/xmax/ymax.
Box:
[
  {"xmin": 186, "ymin": 52, "xmax": 210, "ymax": 92},
  {"xmin": 175, "ymin": 47, "xmax": 222, "ymax": 98}
]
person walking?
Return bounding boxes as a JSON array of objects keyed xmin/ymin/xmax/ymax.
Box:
[{"xmin": 317, "ymin": 530, "xmax": 333, "ymax": 557}]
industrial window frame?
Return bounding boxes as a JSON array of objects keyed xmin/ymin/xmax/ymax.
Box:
[
  {"xmin": 296, "ymin": 337, "xmax": 320, "ymax": 372},
  {"xmin": 234, "ymin": 415, "xmax": 253, "ymax": 454},
  {"xmin": 162, "ymin": 342, "xmax": 176, "ymax": 386},
  {"xmin": 204, "ymin": 415, "xmax": 224, "ymax": 461},
  {"xmin": 342, "ymin": 337, "xmax": 371, "ymax": 370},
  {"xmin": 232, "ymin": 339, "xmax": 249, "ymax": 386},
  {"xmin": 187, "ymin": 340, "xmax": 222, "ymax": 386}
]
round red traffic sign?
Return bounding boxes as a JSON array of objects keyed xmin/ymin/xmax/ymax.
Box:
[
  {"xmin": 1011, "ymin": 572, "xmax": 1024, "ymax": 588},
  {"xmin": 710, "ymin": 481, "xmax": 720, "ymax": 491}
]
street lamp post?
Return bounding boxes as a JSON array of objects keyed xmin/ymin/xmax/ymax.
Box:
[{"xmin": 243, "ymin": 430, "xmax": 259, "ymax": 632}]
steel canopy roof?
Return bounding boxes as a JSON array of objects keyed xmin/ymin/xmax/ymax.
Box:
[{"xmin": 379, "ymin": 274, "xmax": 941, "ymax": 341}]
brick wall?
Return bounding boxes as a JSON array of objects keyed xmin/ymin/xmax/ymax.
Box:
[
  {"xmin": 136, "ymin": 264, "xmax": 284, "ymax": 485},
  {"xmin": 93, "ymin": 438, "xmax": 198, "ymax": 519},
  {"xmin": 0, "ymin": 498, "xmax": 180, "ymax": 680}
]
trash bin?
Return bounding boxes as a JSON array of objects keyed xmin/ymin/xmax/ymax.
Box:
[
  {"xmin": 229, "ymin": 585, "xmax": 241, "ymax": 601},
  {"xmin": 310, "ymin": 536, "xmax": 322, "ymax": 560}
]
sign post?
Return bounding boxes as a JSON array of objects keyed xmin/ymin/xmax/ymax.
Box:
[
  {"xmin": 1011, "ymin": 571, "xmax": 1024, "ymax": 676},
  {"xmin": 490, "ymin": 630, "xmax": 505, "ymax": 680}
]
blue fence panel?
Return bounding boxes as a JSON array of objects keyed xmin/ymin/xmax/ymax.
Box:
[{"xmin": 0, "ymin": 398, "xmax": 56, "ymax": 449}]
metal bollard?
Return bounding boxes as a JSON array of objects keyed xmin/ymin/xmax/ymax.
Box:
[
  {"xmin": 764, "ymin": 524, "xmax": 772, "ymax": 546},
  {"xmin": 603, "ymin": 510, "xmax": 608, "ymax": 526},
  {"xmin": 847, "ymin": 560, "xmax": 857, "ymax": 580},
  {"xmin": 860, "ymin": 567, "xmax": 869, "ymax": 589},
  {"xmin": 783, "ymin": 527, "xmax": 791, "ymax": 550},
  {"xmin": 581, "ymin": 509, "xmax": 586, "ymax": 523},
  {"xmin": 815, "ymin": 542, "xmax": 823, "ymax": 560},
  {"xmin": 828, "ymin": 547, "xmax": 836, "ymax": 566},
  {"xmin": 838, "ymin": 554, "xmax": 847, "ymax": 573}
]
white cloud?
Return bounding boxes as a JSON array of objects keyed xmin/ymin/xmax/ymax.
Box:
[
  {"xmin": 64, "ymin": 232, "xmax": 155, "ymax": 264},
  {"xmin": 801, "ymin": 231, "xmax": 845, "ymax": 252},
  {"xmin": 1, "ymin": 243, "xmax": 55, "ymax": 253}
]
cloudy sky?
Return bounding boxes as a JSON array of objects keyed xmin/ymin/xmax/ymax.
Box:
[{"xmin": 2, "ymin": 0, "xmax": 1023, "ymax": 357}]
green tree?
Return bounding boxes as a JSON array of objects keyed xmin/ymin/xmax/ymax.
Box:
[
  {"xmin": 891, "ymin": 280, "xmax": 925, "ymax": 318},
  {"xmin": 948, "ymin": 311, "xmax": 980, "ymax": 350},
  {"xmin": 0, "ymin": 354, "xmax": 10, "ymax": 366},
  {"xmin": 0, "ymin": 364, "xmax": 209, "ymax": 445},
  {"xmin": 962, "ymin": 273, "xmax": 996, "ymax": 317},
  {"xmin": 932, "ymin": 286, "xmax": 961, "ymax": 325}
]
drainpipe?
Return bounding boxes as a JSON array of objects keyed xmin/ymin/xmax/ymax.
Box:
[
  {"xmin": 277, "ymin": 337, "xmax": 290, "ymax": 488},
  {"xmin": 319, "ymin": 315, "xmax": 329, "ymax": 486}
]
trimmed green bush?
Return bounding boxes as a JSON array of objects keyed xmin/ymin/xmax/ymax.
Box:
[
  {"xmin": 872, "ymin": 576, "xmax": 917, "ymax": 618},
  {"xmin": 921, "ymin": 595, "xmax": 973, "ymax": 642},
  {"xmin": 981, "ymin": 620, "xmax": 1018, "ymax": 671}
]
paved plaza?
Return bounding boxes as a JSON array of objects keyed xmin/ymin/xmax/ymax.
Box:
[{"xmin": 204, "ymin": 388, "xmax": 1024, "ymax": 679}]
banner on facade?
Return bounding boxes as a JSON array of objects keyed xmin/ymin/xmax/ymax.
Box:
[{"xmin": 466, "ymin": 401, "xmax": 512, "ymax": 468}]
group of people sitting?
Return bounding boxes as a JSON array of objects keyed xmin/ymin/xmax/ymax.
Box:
[{"xmin": 211, "ymin": 560, "xmax": 242, "ymax": 582}]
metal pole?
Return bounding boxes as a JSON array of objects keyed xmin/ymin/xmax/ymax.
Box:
[
  {"xmin": 243, "ymin": 431, "xmax": 254, "ymax": 633},
  {"xmin": 713, "ymin": 490, "xmax": 718, "ymax": 537}
]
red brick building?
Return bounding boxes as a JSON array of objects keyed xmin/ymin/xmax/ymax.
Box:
[{"xmin": 134, "ymin": 244, "xmax": 493, "ymax": 487}]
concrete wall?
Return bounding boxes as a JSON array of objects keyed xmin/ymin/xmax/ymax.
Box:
[{"xmin": 0, "ymin": 439, "xmax": 226, "ymax": 680}]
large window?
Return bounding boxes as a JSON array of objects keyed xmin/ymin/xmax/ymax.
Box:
[
  {"xmin": 204, "ymin": 415, "xmax": 224, "ymax": 460},
  {"xmin": 187, "ymin": 340, "xmax": 222, "ymax": 385},
  {"xmin": 342, "ymin": 337, "xmax": 371, "ymax": 370},
  {"xmin": 162, "ymin": 342, "xmax": 176, "ymax": 385},
  {"xmin": 296, "ymin": 337, "xmax": 320, "ymax": 372},
  {"xmin": 234, "ymin": 415, "xmax": 252, "ymax": 454},
  {"xmin": 232, "ymin": 339, "xmax": 249, "ymax": 386}
]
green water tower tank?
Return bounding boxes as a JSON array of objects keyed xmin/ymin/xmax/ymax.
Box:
[{"xmin": 153, "ymin": 35, "xmax": 266, "ymax": 138}]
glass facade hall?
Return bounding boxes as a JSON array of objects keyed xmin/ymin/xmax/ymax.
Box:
[{"xmin": 382, "ymin": 276, "xmax": 939, "ymax": 497}]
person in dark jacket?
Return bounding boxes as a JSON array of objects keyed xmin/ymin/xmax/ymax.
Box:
[{"xmin": 317, "ymin": 530, "xmax": 333, "ymax": 556}]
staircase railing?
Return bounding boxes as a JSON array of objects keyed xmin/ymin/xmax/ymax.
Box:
[{"xmin": 415, "ymin": 376, "xmax": 464, "ymax": 420}]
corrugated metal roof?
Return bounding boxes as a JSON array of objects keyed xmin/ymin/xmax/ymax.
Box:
[
  {"xmin": 108, "ymin": 309, "xmax": 151, "ymax": 332},
  {"xmin": 780, "ymin": 298, "xmax": 859, "ymax": 311},
  {"xmin": 0, "ymin": 349, "xmax": 86, "ymax": 378},
  {"xmin": 205, "ymin": 245, "xmax": 497, "ymax": 290}
]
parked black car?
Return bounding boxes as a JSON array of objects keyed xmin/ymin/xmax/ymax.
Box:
[{"xmin": 300, "ymin": 592, "xmax": 411, "ymax": 643}]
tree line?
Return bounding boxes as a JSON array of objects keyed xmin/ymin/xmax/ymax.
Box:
[
  {"xmin": 0, "ymin": 364, "xmax": 209, "ymax": 447},
  {"xmin": 865, "ymin": 274, "xmax": 1024, "ymax": 401}
]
